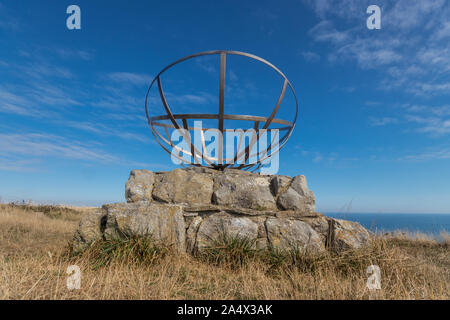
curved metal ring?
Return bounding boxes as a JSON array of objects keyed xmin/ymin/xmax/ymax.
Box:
[{"xmin": 145, "ymin": 50, "xmax": 299, "ymax": 170}]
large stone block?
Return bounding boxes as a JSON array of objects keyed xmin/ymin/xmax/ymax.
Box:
[
  {"xmin": 103, "ymin": 202, "xmax": 186, "ymax": 252},
  {"xmin": 277, "ymin": 175, "xmax": 315, "ymax": 212},
  {"xmin": 212, "ymin": 174, "xmax": 277, "ymax": 211},
  {"xmin": 125, "ymin": 169, "xmax": 155, "ymax": 202},
  {"xmin": 265, "ymin": 217, "xmax": 325, "ymax": 253},
  {"xmin": 71, "ymin": 210, "xmax": 106, "ymax": 251},
  {"xmin": 152, "ymin": 169, "xmax": 214, "ymax": 206},
  {"xmin": 195, "ymin": 214, "xmax": 260, "ymax": 250},
  {"xmin": 270, "ymin": 175, "xmax": 291, "ymax": 196},
  {"xmin": 329, "ymin": 218, "xmax": 371, "ymax": 252}
]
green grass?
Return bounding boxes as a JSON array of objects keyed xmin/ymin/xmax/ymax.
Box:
[{"xmin": 195, "ymin": 232, "xmax": 259, "ymax": 269}]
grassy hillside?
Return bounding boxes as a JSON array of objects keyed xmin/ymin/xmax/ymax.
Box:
[{"xmin": 0, "ymin": 203, "xmax": 448, "ymax": 300}]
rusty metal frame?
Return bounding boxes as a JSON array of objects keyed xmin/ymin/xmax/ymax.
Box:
[{"xmin": 145, "ymin": 50, "xmax": 298, "ymax": 171}]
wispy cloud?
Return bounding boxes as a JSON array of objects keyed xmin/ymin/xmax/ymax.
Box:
[
  {"xmin": 54, "ymin": 48, "xmax": 95, "ymax": 61},
  {"xmin": 164, "ymin": 92, "xmax": 217, "ymax": 106},
  {"xmin": 298, "ymin": 147, "xmax": 338, "ymax": 163},
  {"xmin": 303, "ymin": 0, "xmax": 371, "ymax": 20},
  {"xmin": 300, "ymin": 51, "xmax": 321, "ymax": 62},
  {"xmin": 405, "ymin": 114, "xmax": 450, "ymax": 136},
  {"xmin": 0, "ymin": 82, "xmax": 81, "ymax": 118},
  {"xmin": 309, "ymin": 20, "xmax": 350, "ymax": 44},
  {"xmin": 64, "ymin": 121, "xmax": 152, "ymax": 143},
  {"xmin": 17, "ymin": 62, "xmax": 74, "ymax": 80},
  {"xmin": 384, "ymin": 0, "xmax": 446, "ymax": 31},
  {"xmin": 195, "ymin": 56, "xmax": 218, "ymax": 75},
  {"xmin": 304, "ymin": 0, "xmax": 450, "ymax": 94},
  {"xmin": 369, "ymin": 117, "xmax": 398, "ymax": 126},
  {"xmin": 107, "ymin": 72, "xmax": 153, "ymax": 86},
  {"xmin": 0, "ymin": 3, "xmax": 20, "ymax": 31},
  {"xmin": 0, "ymin": 133, "xmax": 121, "ymax": 163},
  {"xmin": 412, "ymin": 82, "xmax": 450, "ymax": 95},
  {"xmin": 0, "ymin": 157, "xmax": 40, "ymax": 172},
  {"xmin": 0, "ymin": 86, "xmax": 58, "ymax": 118},
  {"xmin": 400, "ymin": 148, "xmax": 450, "ymax": 162}
]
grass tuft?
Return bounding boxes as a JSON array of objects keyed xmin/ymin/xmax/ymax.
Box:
[
  {"xmin": 68, "ymin": 236, "xmax": 171, "ymax": 269},
  {"xmin": 196, "ymin": 233, "xmax": 258, "ymax": 269}
]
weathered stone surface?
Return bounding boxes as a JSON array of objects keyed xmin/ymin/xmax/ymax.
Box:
[
  {"xmin": 152, "ymin": 169, "xmax": 214, "ymax": 206},
  {"xmin": 186, "ymin": 216, "xmax": 202, "ymax": 254},
  {"xmin": 73, "ymin": 168, "xmax": 372, "ymax": 256},
  {"xmin": 72, "ymin": 210, "xmax": 106, "ymax": 251},
  {"xmin": 195, "ymin": 214, "xmax": 260, "ymax": 250},
  {"xmin": 277, "ymin": 188, "xmax": 316, "ymax": 212},
  {"xmin": 330, "ymin": 218, "xmax": 371, "ymax": 252},
  {"xmin": 125, "ymin": 169, "xmax": 155, "ymax": 202},
  {"xmin": 277, "ymin": 175, "xmax": 315, "ymax": 213},
  {"xmin": 270, "ymin": 175, "xmax": 291, "ymax": 196},
  {"xmin": 265, "ymin": 218, "xmax": 325, "ymax": 253},
  {"xmin": 212, "ymin": 174, "xmax": 277, "ymax": 211},
  {"xmin": 300, "ymin": 215, "xmax": 330, "ymax": 244},
  {"xmin": 290, "ymin": 175, "xmax": 312, "ymax": 197},
  {"xmin": 103, "ymin": 202, "xmax": 186, "ymax": 252}
]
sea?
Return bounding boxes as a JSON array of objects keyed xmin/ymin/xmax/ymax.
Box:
[{"xmin": 325, "ymin": 213, "xmax": 450, "ymax": 238}]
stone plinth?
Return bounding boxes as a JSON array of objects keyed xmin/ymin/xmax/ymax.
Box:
[{"xmin": 72, "ymin": 167, "xmax": 370, "ymax": 254}]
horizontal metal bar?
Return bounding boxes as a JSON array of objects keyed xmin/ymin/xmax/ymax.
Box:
[
  {"xmin": 150, "ymin": 113, "xmax": 292, "ymax": 126},
  {"xmin": 150, "ymin": 121, "xmax": 292, "ymax": 131}
]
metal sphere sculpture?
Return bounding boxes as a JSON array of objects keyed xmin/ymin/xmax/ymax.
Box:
[{"xmin": 145, "ymin": 50, "xmax": 298, "ymax": 171}]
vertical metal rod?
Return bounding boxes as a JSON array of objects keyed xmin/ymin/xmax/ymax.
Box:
[
  {"xmin": 218, "ymin": 52, "xmax": 226, "ymax": 165},
  {"xmin": 263, "ymin": 79, "xmax": 287, "ymax": 129},
  {"xmin": 182, "ymin": 118, "xmax": 196, "ymax": 164},
  {"xmin": 157, "ymin": 76, "xmax": 180, "ymax": 130}
]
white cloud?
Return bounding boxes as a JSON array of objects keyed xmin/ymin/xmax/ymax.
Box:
[
  {"xmin": 165, "ymin": 92, "xmax": 217, "ymax": 106},
  {"xmin": 303, "ymin": 0, "xmax": 371, "ymax": 20},
  {"xmin": 0, "ymin": 133, "xmax": 121, "ymax": 163},
  {"xmin": 417, "ymin": 46, "xmax": 450, "ymax": 71},
  {"xmin": 0, "ymin": 81, "xmax": 82, "ymax": 118},
  {"xmin": 384, "ymin": 0, "xmax": 446, "ymax": 31},
  {"xmin": 412, "ymin": 82, "xmax": 450, "ymax": 95},
  {"xmin": 400, "ymin": 148, "xmax": 450, "ymax": 161},
  {"xmin": 107, "ymin": 72, "xmax": 153, "ymax": 86},
  {"xmin": 54, "ymin": 48, "xmax": 94, "ymax": 61},
  {"xmin": 405, "ymin": 113, "xmax": 450, "ymax": 136},
  {"xmin": 65, "ymin": 121, "xmax": 151, "ymax": 143},
  {"xmin": 18, "ymin": 63, "xmax": 74, "ymax": 79},
  {"xmin": 305, "ymin": 0, "xmax": 450, "ymax": 93},
  {"xmin": 0, "ymin": 86, "xmax": 59, "ymax": 118},
  {"xmin": 309, "ymin": 20, "xmax": 350, "ymax": 44},
  {"xmin": 431, "ymin": 21, "xmax": 450, "ymax": 41},
  {"xmin": 301, "ymin": 51, "xmax": 321, "ymax": 62}
]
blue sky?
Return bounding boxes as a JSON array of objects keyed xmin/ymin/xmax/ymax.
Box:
[{"xmin": 0, "ymin": 0, "xmax": 449, "ymax": 213}]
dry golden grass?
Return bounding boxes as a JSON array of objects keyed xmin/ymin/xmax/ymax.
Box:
[{"xmin": 0, "ymin": 203, "xmax": 449, "ymax": 300}]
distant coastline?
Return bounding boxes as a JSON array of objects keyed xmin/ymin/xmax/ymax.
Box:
[{"xmin": 325, "ymin": 213, "xmax": 450, "ymax": 237}]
